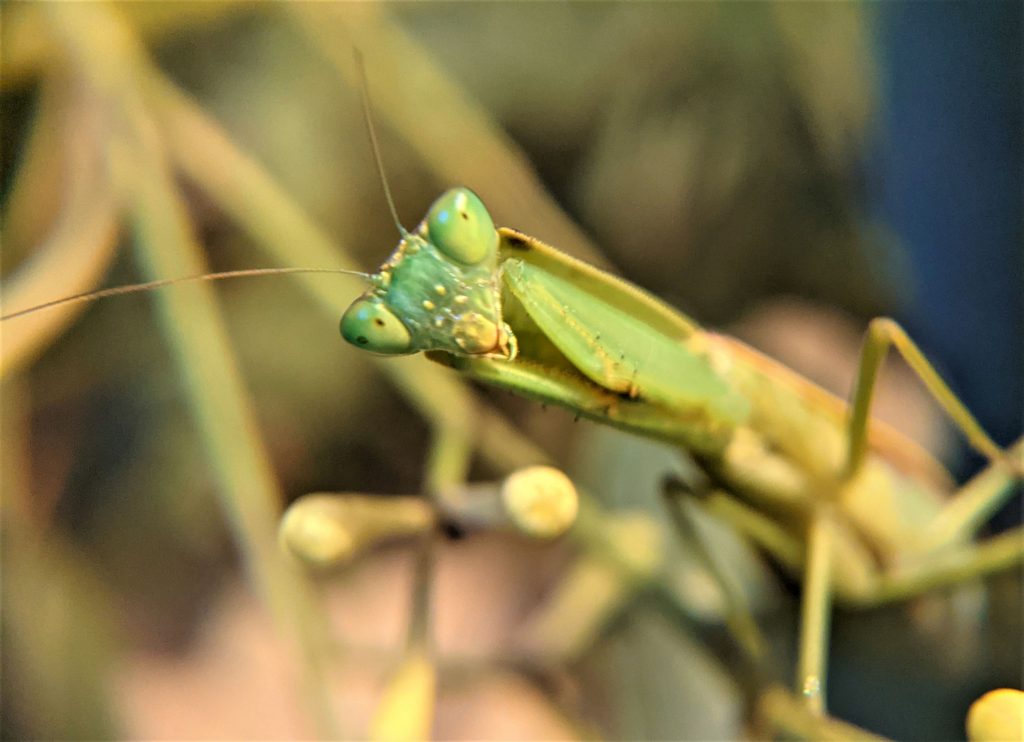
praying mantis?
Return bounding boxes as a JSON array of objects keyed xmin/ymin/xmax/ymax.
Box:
[
  {"xmin": 2, "ymin": 4, "xmax": 1022, "ymax": 739},
  {"xmin": 335, "ymin": 183, "xmax": 1024, "ymax": 719}
]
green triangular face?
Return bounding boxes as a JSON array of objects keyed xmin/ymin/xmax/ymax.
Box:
[{"xmin": 340, "ymin": 188, "xmax": 516, "ymax": 359}]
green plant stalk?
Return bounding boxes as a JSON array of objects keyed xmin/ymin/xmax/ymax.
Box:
[
  {"xmin": 1, "ymin": 73, "xmax": 120, "ymax": 378},
  {"xmin": 40, "ymin": 3, "xmax": 339, "ymax": 736},
  {"xmin": 123, "ymin": 151, "xmax": 338, "ymax": 734}
]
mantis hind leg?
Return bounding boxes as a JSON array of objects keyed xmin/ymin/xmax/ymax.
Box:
[
  {"xmin": 844, "ymin": 317, "xmax": 1017, "ymax": 479},
  {"xmin": 853, "ymin": 446, "xmax": 1024, "ymax": 608},
  {"xmin": 841, "ymin": 318, "xmax": 1023, "ymax": 600},
  {"xmin": 802, "ymin": 319, "xmax": 1019, "ymax": 712},
  {"xmin": 857, "ymin": 524, "xmax": 1024, "ymax": 607},
  {"xmin": 919, "ymin": 436, "xmax": 1024, "ymax": 549}
]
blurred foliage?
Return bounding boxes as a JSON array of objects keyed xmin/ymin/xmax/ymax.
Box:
[{"xmin": 0, "ymin": 2, "xmax": 1017, "ymax": 740}]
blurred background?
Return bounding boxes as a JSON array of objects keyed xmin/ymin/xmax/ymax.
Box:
[{"xmin": 1, "ymin": 3, "xmax": 1020, "ymax": 740}]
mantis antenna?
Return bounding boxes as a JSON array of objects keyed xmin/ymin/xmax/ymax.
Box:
[
  {"xmin": 0, "ymin": 266, "xmax": 371, "ymax": 321},
  {"xmin": 354, "ymin": 48, "xmax": 407, "ymax": 237},
  {"xmin": 3, "ymin": 52, "xmax": 398, "ymax": 323}
]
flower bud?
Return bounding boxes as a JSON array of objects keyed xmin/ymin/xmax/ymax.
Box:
[
  {"xmin": 279, "ymin": 493, "xmax": 433, "ymax": 570},
  {"xmin": 501, "ymin": 466, "xmax": 579, "ymax": 539},
  {"xmin": 967, "ymin": 688, "xmax": 1024, "ymax": 742}
]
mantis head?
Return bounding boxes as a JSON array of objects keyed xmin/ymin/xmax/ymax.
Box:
[{"xmin": 340, "ymin": 188, "xmax": 514, "ymax": 359}]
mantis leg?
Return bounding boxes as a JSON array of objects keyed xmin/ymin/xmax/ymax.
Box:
[
  {"xmin": 694, "ymin": 489, "xmax": 805, "ymax": 573},
  {"xmin": 829, "ymin": 318, "xmax": 1022, "ymax": 709},
  {"xmin": 795, "ymin": 507, "xmax": 835, "ymax": 714},
  {"xmin": 843, "ymin": 317, "xmax": 1014, "ymax": 479},
  {"xmin": 919, "ymin": 436, "xmax": 1024, "ymax": 549},
  {"xmin": 842, "ymin": 440, "xmax": 1024, "ymax": 607},
  {"xmin": 856, "ymin": 524, "xmax": 1024, "ymax": 608},
  {"xmin": 661, "ymin": 477, "xmax": 767, "ymax": 665},
  {"xmin": 841, "ymin": 319, "xmax": 1022, "ymax": 605},
  {"xmin": 671, "ymin": 484, "xmax": 838, "ymax": 713},
  {"xmin": 700, "ymin": 466, "xmax": 1022, "ymax": 609}
]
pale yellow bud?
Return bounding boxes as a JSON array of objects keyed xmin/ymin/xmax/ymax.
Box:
[
  {"xmin": 967, "ymin": 688, "xmax": 1024, "ymax": 742},
  {"xmin": 501, "ymin": 466, "xmax": 579, "ymax": 539},
  {"xmin": 279, "ymin": 494, "xmax": 433, "ymax": 570}
]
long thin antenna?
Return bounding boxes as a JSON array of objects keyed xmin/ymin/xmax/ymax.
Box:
[
  {"xmin": 1, "ymin": 267, "xmax": 370, "ymax": 321},
  {"xmin": 354, "ymin": 49, "xmax": 407, "ymax": 236}
]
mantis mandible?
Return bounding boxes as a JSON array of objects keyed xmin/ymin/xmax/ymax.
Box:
[{"xmin": 337, "ymin": 183, "xmax": 1024, "ymax": 718}]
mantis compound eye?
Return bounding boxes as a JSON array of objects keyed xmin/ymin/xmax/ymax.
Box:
[
  {"xmin": 425, "ymin": 187, "xmax": 498, "ymax": 266},
  {"xmin": 340, "ymin": 298, "xmax": 413, "ymax": 355}
]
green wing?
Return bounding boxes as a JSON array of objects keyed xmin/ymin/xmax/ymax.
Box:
[
  {"xmin": 498, "ymin": 228, "xmax": 699, "ymax": 343},
  {"xmin": 501, "ymin": 256, "xmax": 750, "ymax": 429}
]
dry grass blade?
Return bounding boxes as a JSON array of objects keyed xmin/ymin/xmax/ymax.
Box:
[
  {"xmin": 0, "ymin": 2, "xmax": 251, "ymax": 89},
  {"xmin": 1, "ymin": 75, "xmax": 120, "ymax": 377},
  {"xmin": 37, "ymin": 3, "xmax": 339, "ymax": 735}
]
